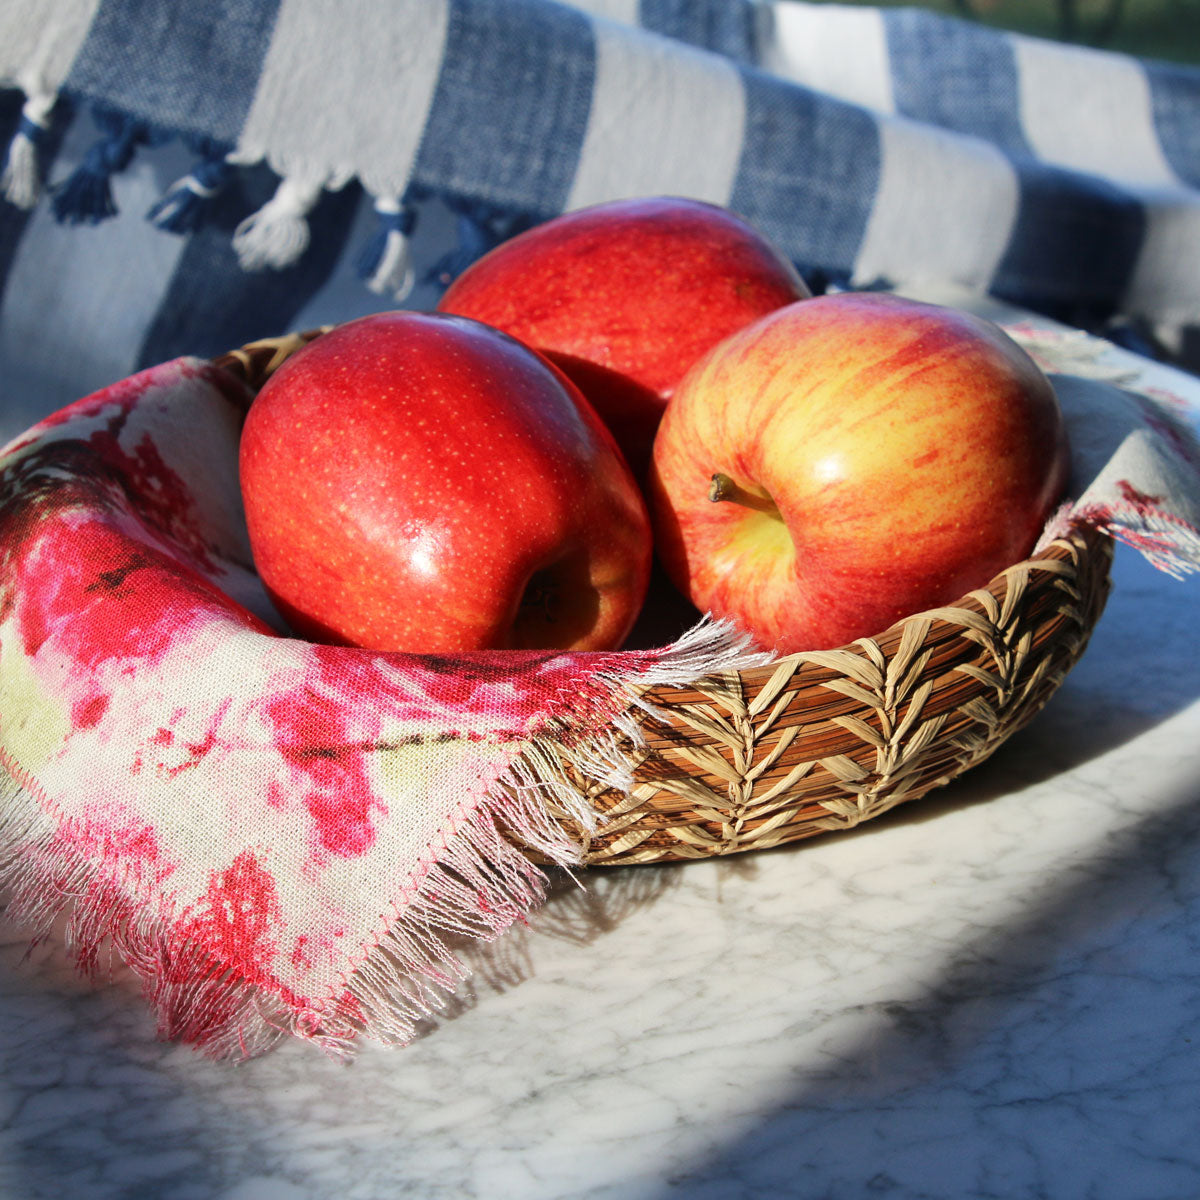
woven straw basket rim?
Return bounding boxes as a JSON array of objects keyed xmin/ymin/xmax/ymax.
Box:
[{"xmin": 216, "ymin": 329, "xmax": 1114, "ymax": 866}]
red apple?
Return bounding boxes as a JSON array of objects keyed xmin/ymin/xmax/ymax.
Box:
[
  {"xmin": 437, "ymin": 196, "xmax": 810, "ymax": 476},
  {"xmin": 239, "ymin": 311, "xmax": 652, "ymax": 653},
  {"xmin": 649, "ymin": 293, "xmax": 1071, "ymax": 654}
]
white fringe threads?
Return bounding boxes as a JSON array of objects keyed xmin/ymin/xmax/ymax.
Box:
[
  {"xmin": 337, "ymin": 616, "xmax": 771, "ymax": 1049},
  {"xmin": 1, "ymin": 91, "xmax": 56, "ymax": 210},
  {"xmin": 0, "ymin": 764, "xmax": 296, "ymax": 1059},
  {"xmin": 0, "ymin": 618, "xmax": 770, "ymax": 1058},
  {"xmin": 232, "ymin": 174, "xmax": 326, "ymax": 271},
  {"xmin": 1040, "ymin": 497, "xmax": 1200, "ymax": 580}
]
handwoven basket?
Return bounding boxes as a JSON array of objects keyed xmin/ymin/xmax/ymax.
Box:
[{"xmin": 217, "ymin": 330, "xmax": 1114, "ymax": 867}]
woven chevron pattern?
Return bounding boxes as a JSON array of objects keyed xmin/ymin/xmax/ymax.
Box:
[{"xmin": 571, "ymin": 529, "xmax": 1112, "ymax": 864}]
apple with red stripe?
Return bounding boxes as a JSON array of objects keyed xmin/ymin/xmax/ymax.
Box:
[
  {"xmin": 240, "ymin": 311, "xmax": 652, "ymax": 653},
  {"xmin": 649, "ymin": 292, "xmax": 1071, "ymax": 653},
  {"xmin": 438, "ymin": 196, "xmax": 810, "ymax": 477}
]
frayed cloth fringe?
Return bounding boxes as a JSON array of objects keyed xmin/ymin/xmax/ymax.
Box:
[
  {"xmin": 1042, "ymin": 500, "xmax": 1200, "ymax": 579},
  {"xmin": 0, "ymin": 764, "xmax": 303, "ymax": 1059},
  {"xmin": 0, "ymin": 619, "xmax": 770, "ymax": 1059},
  {"xmin": 323, "ymin": 616, "xmax": 770, "ymax": 1051}
]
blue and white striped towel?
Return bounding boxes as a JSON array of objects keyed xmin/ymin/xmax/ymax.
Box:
[{"xmin": 1, "ymin": 0, "xmax": 1198, "ymax": 443}]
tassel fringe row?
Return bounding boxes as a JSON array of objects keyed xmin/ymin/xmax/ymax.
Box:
[{"xmin": 0, "ymin": 87, "xmax": 550, "ymax": 298}]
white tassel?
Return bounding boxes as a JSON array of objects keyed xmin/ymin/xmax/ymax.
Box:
[
  {"xmin": 365, "ymin": 196, "xmax": 415, "ymax": 301},
  {"xmin": 1, "ymin": 91, "xmax": 56, "ymax": 210},
  {"xmin": 232, "ymin": 174, "xmax": 324, "ymax": 270}
]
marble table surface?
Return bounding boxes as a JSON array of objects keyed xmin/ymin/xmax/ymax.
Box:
[{"xmin": 2, "ymin": 296, "xmax": 1199, "ymax": 1200}]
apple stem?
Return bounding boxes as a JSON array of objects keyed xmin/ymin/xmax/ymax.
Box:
[{"xmin": 709, "ymin": 473, "xmax": 780, "ymax": 516}]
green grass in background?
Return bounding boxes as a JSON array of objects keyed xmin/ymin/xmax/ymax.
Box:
[{"xmin": 838, "ymin": 0, "xmax": 1200, "ymax": 62}]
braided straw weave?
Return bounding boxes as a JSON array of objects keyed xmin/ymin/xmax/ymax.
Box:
[{"xmin": 217, "ymin": 331, "xmax": 1114, "ymax": 867}]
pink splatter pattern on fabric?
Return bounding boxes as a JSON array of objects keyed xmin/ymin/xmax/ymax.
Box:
[
  {"xmin": 15, "ymin": 513, "xmax": 269, "ymax": 671},
  {"xmin": 57, "ymin": 807, "xmax": 169, "ymax": 882},
  {"xmin": 0, "ymin": 357, "xmax": 721, "ymax": 1057},
  {"xmin": 263, "ymin": 646, "xmax": 388, "ymax": 861},
  {"xmin": 180, "ymin": 849, "xmax": 284, "ymax": 984}
]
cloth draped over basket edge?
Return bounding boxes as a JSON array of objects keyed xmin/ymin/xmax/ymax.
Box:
[
  {"xmin": 0, "ymin": 355, "xmax": 771, "ymax": 1056},
  {"xmin": 1, "ymin": 0, "xmax": 1200, "ymax": 385},
  {"xmin": 0, "ymin": 325, "xmax": 1197, "ymax": 1058}
]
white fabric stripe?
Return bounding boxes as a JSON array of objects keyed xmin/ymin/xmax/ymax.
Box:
[
  {"xmin": 1124, "ymin": 185, "xmax": 1200, "ymax": 349},
  {"xmin": 759, "ymin": 1, "xmax": 895, "ymax": 115},
  {"xmin": 852, "ymin": 115, "xmax": 1020, "ymax": 295},
  {"xmin": 560, "ymin": 0, "xmax": 640, "ymax": 24},
  {"xmin": 233, "ymin": 0, "xmax": 451, "ymax": 197},
  {"xmin": 1013, "ymin": 35, "xmax": 1178, "ymax": 187},
  {"xmin": 0, "ymin": 0, "xmax": 101, "ymax": 97},
  {"xmin": 566, "ymin": 18, "xmax": 746, "ymax": 211},
  {"xmin": 0, "ymin": 136, "xmax": 192, "ymax": 442}
]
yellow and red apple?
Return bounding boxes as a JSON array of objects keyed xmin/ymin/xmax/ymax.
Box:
[
  {"xmin": 437, "ymin": 196, "xmax": 810, "ymax": 476},
  {"xmin": 239, "ymin": 311, "xmax": 652, "ymax": 653},
  {"xmin": 649, "ymin": 292, "xmax": 1071, "ymax": 653}
]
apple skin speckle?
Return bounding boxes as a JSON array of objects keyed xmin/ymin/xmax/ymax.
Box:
[
  {"xmin": 439, "ymin": 196, "xmax": 809, "ymax": 477},
  {"xmin": 239, "ymin": 311, "xmax": 652, "ymax": 654},
  {"xmin": 649, "ymin": 292, "xmax": 1071, "ymax": 654}
]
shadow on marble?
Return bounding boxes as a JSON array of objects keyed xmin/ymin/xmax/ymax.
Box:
[
  {"xmin": 0, "ymin": 552, "xmax": 1193, "ymax": 1200},
  {"xmin": 639, "ymin": 771, "xmax": 1200, "ymax": 1198},
  {"xmin": 0, "ymin": 940, "xmax": 253, "ymax": 1200},
  {"xmin": 424, "ymin": 699, "xmax": 1149, "ymax": 1040},
  {"xmin": 417, "ymin": 858, "xmax": 685, "ymax": 1037}
]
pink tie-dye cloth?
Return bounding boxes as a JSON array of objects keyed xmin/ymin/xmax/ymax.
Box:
[
  {"xmin": 0, "ymin": 356, "xmax": 764, "ymax": 1056},
  {"xmin": 0, "ymin": 327, "xmax": 1197, "ymax": 1058}
]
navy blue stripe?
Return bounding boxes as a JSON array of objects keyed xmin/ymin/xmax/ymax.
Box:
[
  {"xmin": 410, "ymin": 0, "xmax": 595, "ymax": 220},
  {"xmin": 638, "ymin": 0, "xmax": 760, "ymax": 65},
  {"xmin": 991, "ymin": 162, "xmax": 1145, "ymax": 323},
  {"xmin": 730, "ymin": 70, "xmax": 880, "ymax": 281},
  {"xmin": 1144, "ymin": 59, "xmax": 1200, "ymax": 189},
  {"xmin": 884, "ymin": 10, "xmax": 1031, "ymax": 158},
  {"xmin": 136, "ymin": 164, "xmax": 362, "ymax": 368},
  {"xmin": 64, "ymin": 0, "xmax": 282, "ymax": 143}
]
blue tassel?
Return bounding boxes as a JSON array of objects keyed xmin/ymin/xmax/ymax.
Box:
[
  {"xmin": 147, "ymin": 137, "xmax": 233, "ymax": 233},
  {"xmin": 51, "ymin": 108, "xmax": 157, "ymax": 225},
  {"xmin": 426, "ymin": 198, "xmax": 531, "ymax": 287},
  {"xmin": 356, "ymin": 194, "xmax": 419, "ymax": 299}
]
